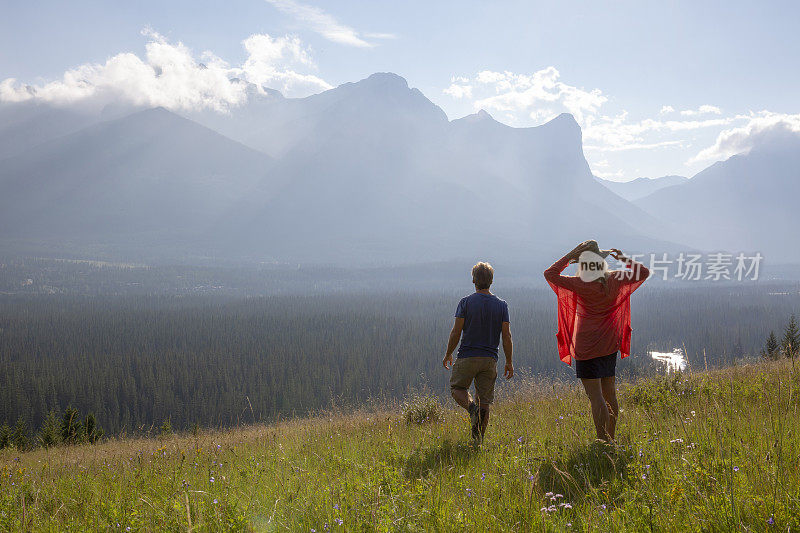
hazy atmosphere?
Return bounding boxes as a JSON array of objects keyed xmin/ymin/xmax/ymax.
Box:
[{"xmin": 1, "ymin": 2, "xmax": 799, "ymax": 531}]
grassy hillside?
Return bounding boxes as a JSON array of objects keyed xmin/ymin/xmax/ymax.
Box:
[{"xmin": 1, "ymin": 359, "xmax": 799, "ymax": 531}]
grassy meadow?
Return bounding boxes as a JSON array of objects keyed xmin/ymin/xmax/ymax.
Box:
[{"xmin": 1, "ymin": 358, "xmax": 799, "ymax": 532}]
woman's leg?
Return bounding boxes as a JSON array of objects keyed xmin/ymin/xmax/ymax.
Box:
[
  {"xmin": 600, "ymin": 376, "xmax": 618, "ymax": 440},
  {"xmin": 580, "ymin": 378, "xmax": 610, "ymax": 441}
]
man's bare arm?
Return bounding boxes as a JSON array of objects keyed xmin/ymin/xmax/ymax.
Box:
[
  {"xmin": 501, "ymin": 321, "xmax": 513, "ymax": 379},
  {"xmin": 442, "ymin": 317, "xmax": 464, "ymax": 369}
]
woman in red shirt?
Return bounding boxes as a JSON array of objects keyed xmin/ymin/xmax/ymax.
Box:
[{"xmin": 544, "ymin": 240, "xmax": 649, "ymax": 442}]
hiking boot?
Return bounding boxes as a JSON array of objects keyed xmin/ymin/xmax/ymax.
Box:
[{"xmin": 468, "ymin": 402, "xmax": 480, "ymax": 440}]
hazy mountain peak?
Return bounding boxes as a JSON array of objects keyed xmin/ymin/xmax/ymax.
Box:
[
  {"xmin": 453, "ymin": 109, "xmax": 497, "ymax": 125},
  {"xmin": 361, "ymin": 72, "xmax": 410, "ymax": 89},
  {"xmin": 545, "ymin": 112, "xmax": 580, "ymax": 129}
]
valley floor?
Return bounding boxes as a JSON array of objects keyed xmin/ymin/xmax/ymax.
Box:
[{"xmin": 2, "ymin": 359, "xmax": 799, "ymax": 531}]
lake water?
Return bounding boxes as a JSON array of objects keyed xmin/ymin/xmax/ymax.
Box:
[{"xmin": 650, "ymin": 348, "xmax": 688, "ymax": 372}]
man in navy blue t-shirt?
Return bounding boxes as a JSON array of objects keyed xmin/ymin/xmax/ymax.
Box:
[{"xmin": 443, "ymin": 262, "xmax": 514, "ymax": 441}]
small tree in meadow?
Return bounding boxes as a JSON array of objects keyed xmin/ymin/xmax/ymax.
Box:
[
  {"xmin": 783, "ymin": 315, "xmax": 799, "ymax": 359},
  {"xmin": 61, "ymin": 406, "xmax": 85, "ymax": 445},
  {"xmin": 0, "ymin": 423, "xmax": 11, "ymax": 449},
  {"xmin": 38, "ymin": 410, "xmax": 63, "ymax": 448},
  {"xmin": 762, "ymin": 331, "xmax": 780, "ymax": 360},
  {"xmin": 11, "ymin": 418, "xmax": 30, "ymax": 451},
  {"xmin": 85, "ymin": 413, "xmax": 104, "ymax": 444}
]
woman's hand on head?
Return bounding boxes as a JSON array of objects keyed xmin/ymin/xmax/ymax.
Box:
[
  {"xmin": 609, "ymin": 248, "xmax": 627, "ymax": 261},
  {"xmin": 568, "ymin": 241, "xmax": 590, "ymax": 260}
]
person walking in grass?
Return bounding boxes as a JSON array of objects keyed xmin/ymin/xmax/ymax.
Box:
[
  {"xmin": 544, "ymin": 240, "xmax": 649, "ymax": 442},
  {"xmin": 443, "ymin": 262, "xmax": 514, "ymax": 441}
]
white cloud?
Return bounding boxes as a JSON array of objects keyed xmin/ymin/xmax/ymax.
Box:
[
  {"xmin": 593, "ymin": 168, "xmax": 625, "ymax": 180},
  {"xmin": 266, "ymin": 0, "xmax": 378, "ymax": 47},
  {"xmin": 237, "ymin": 33, "xmax": 332, "ymax": 96},
  {"xmin": 585, "ymin": 140, "xmax": 684, "ymax": 152},
  {"xmin": 447, "ymin": 67, "xmax": 607, "ymax": 124},
  {"xmin": 689, "ymin": 112, "xmax": 800, "ymax": 164},
  {"xmin": 680, "ymin": 104, "xmax": 722, "ymax": 116},
  {"xmin": 443, "ymin": 76, "xmax": 472, "ymax": 99},
  {"xmin": 0, "ymin": 29, "xmax": 331, "ymax": 111},
  {"xmin": 660, "ymin": 105, "xmax": 675, "ymax": 115}
]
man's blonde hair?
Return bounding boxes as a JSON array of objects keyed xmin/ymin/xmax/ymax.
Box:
[{"xmin": 472, "ymin": 262, "xmax": 494, "ymax": 290}]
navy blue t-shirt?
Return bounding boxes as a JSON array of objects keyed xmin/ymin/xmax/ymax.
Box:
[{"xmin": 455, "ymin": 292, "xmax": 510, "ymax": 359}]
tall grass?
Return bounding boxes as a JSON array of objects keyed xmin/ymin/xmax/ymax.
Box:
[{"xmin": 1, "ymin": 359, "xmax": 798, "ymax": 531}]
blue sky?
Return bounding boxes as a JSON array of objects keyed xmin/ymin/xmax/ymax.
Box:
[{"xmin": 2, "ymin": 0, "xmax": 799, "ymax": 181}]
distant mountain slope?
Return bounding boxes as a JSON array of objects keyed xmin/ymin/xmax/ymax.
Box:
[
  {"xmin": 635, "ymin": 130, "xmax": 800, "ymax": 260},
  {"xmin": 208, "ymin": 74, "xmax": 665, "ymax": 262},
  {"xmin": 1, "ymin": 73, "xmax": 673, "ymax": 263},
  {"xmin": 597, "ymin": 175, "xmax": 688, "ymax": 201},
  {"xmin": 0, "ymin": 107, "xmax": 273, "ymax": 251}
]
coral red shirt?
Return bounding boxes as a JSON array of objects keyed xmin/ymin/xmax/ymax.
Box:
[{"xmin": 544, "ymin": 255, "xmax": 649, "ymax": 365}]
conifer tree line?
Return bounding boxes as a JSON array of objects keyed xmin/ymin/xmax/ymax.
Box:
[
  {"xmin": 762, "ymin": 314, "xmax": 800, "ymax": 359},
  {"xmin": 0, "ymin": 406, "xmax": 103, "ymax": 451},
  {"xmin": 1, "ymin": 287, "xmax": 797, "ymax": 442}
]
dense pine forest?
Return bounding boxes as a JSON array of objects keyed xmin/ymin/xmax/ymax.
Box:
[{"xmin": 2, "ymin": 277, "xmax": 799, "ymax": 442}]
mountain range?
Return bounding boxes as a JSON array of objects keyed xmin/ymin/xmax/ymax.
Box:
[
  {"xmin": 0, "ymin": 72, "xmax": 797, "ymax": 264},
  {"xmin": 596, "ymin": 175, "xmax": 688, "ymax": 201}
]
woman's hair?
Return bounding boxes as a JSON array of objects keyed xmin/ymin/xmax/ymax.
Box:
[{"xmin": 472, "ymin": 262, "xmax": 494, "ymax": 289}]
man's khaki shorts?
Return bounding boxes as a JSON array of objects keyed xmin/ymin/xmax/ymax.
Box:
[{"xmin": 449, "ymin": 356, "xmax": 498, "ymax": 405}]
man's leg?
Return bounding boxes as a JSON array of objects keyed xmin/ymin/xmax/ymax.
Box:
[
  {"xmin": 474, "ymin": 358, "xmax": 498, "ymax": 439},
  {"xmin": 580, "ymin": 378, "xmax": 610, "ymax": 441},
  {"xmin": 600, "ymin": 376, "xmax": 618, "ymax": 440},
  {"xmin": 450, "ymin": 387, "xmax": 472, "ymax": 410},
  {"xmin": 450, "ymin": 358, "xmax": 476, "ymax": 411}
]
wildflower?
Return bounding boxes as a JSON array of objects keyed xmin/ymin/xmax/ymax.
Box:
[
  {"xmin": 733, "ymin": 466, "xmax": 740, "ymax": 472},
  {"xmin": 333, "ymin": 503, "xmax": 339, "ymax": 510},
  {"xmin": 545, "ymin": 492, "xmax": 554, "ymax": 498},
  {"xmin": 481, "ymin": 473, "xmax": 486, "ymax": 482},
  {"xmin": 466, "ymin": 488, "xmax": 473, "ymax": 496},
  {"xmin": 555, "ymin": 494, "xmax": 563, "ymax": 499},
  {"xmin": 564, "ymin": 503, "xmax": 573, "ymax": 509},
  {"xmin": 458, "ymin": 474, "xmax": 465, "ymax": 479},
  {"xmin": 213, "ymin": 499, "xmax": 218, "ymax": 504},
  {"xmin": 210, "ymin": 476, "xmax": 215, "ymax": 483},
  {"xmin": 334, "ymin": 518, "xmax": 343, "ymax": 526},
  {"xmin": 670, "ymin": 438, "xmax": 684, "ymax": 444},
  {"xmin": 517, "ymin": 436, "xmax": 523, "ymax": 443},
  {"xmin": 768, "ymin": 516, "xmax": 774, "ymax": 525}
]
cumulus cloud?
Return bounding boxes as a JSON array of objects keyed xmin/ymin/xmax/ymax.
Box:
[
  {"xmin": 265, "ymin": 0, "xmax": 378, "ymax": 47},
  {"xmin": 689, "ymin": 112, "xmax": 800, "ymax": 164},
  {"xmin": 0, "ymin": 29, "xmax": 331, "ymax": 111},
  {"xmin": 236, "ymin": 33, "xmax": 332, "ymax": 96},
  {"xmin": 660, "ymin": 105, "xmax": 675, "ymax": 115},
  {"xmin": 443, "ymin": 76, "xmax": 472, "ymax": 99},
  {"xmin": 680, "ymin": 104, "xmax": 722, "ymax": 116},
  {"xmin": 450, "ymin": 67, "xmax": 607, "ymax": 124}
]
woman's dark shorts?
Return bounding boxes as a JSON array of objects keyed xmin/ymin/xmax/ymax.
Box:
[{"xmin": 575, "ymin": 352, "xmax": 618, "ymax": 379}]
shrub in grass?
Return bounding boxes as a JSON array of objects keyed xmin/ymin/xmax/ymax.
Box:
[{"xmin": 402, "ymin": 395, "xmax": 443, "ymax": 425}]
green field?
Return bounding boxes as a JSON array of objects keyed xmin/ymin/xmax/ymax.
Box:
[{"xmin": 2, "ymin": 359, "xmax": 799, "ymax": 531}]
